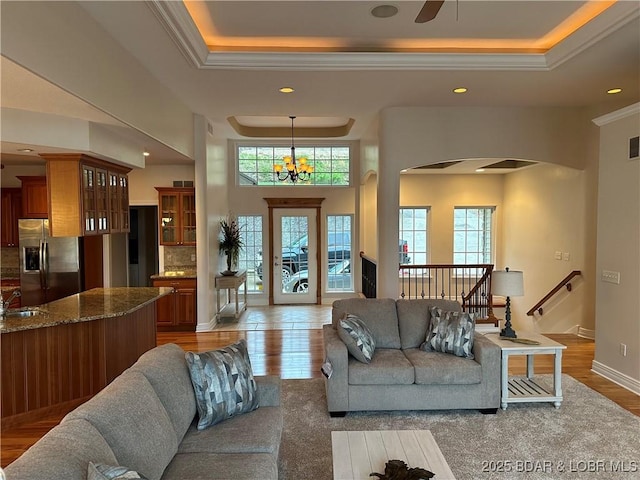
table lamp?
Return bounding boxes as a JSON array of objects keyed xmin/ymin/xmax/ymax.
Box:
[{"xmin": 492, "ymin": 267, "xmax": 524, "ymax": 338}]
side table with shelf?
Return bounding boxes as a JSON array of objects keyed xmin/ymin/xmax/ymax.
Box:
[
  {"xmin": 486, "ymin": 332, "xmax": 566, "ymax": 410},
  {"xmin": 215, "ymin": 270, "xmax": 247, "ymax": 321}
]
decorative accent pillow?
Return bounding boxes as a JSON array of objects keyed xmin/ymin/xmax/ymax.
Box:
[
  {"xmin": 421, "ymin": 307, "xmax": 476, "ymax": 359},
  {"xmin": 337, "ymin": 313, "xmax": 376, "ymax": 363},
  {"xmin": 185, "ymin": 339, "xmax": 259, "ymax": 430},
  {"xmin": 88, "ymin": 462, "xmax": 148, "ymax": 480}
]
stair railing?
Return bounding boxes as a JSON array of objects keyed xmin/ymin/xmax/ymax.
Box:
[
  {"xmin": 398, "ymin": 264, "xmax": 495, "ymax": 321},
  {"xmin": 360, "ymin": 251, "xmax": 377, "ymax": 299},
  {"xmin": 526, "ymin": 270, "xmax": 582, "ymax": 316}
]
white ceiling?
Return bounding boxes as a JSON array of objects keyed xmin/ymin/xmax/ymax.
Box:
[{"xmin": 1, "ymin": 1, "xmax": 639, "ymax": 169}]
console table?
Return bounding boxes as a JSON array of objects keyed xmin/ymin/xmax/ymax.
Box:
[
  {"xmin": 486, "ymin": 332, "xmax": 566, "ymax": 409},
  {"xmin": 215, "ymin": 270, "xmax": 247, "ymax": 321}
]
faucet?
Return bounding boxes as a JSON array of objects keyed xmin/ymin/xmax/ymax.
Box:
[{"xmin": 0, "ymin": 289, "xmax": 21, "ymax": 316}]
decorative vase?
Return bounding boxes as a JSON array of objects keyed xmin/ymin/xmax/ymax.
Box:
[{"xmin": 221, "ymin": 252, "xmax": 237, "ymax": 276}]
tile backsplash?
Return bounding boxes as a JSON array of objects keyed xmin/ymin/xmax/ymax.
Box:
[
  {"xmin": 1, "ymin": 247, "xmax": 20, "ymax": 278},
  {"xmin": 164, "ymin": 245, "xmax": 196, "ymax": 270}
]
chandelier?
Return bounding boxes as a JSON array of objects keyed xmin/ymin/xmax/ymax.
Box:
[{"xmin": 274, "ymin": 116, "xmax": 313, "ymax": 183}]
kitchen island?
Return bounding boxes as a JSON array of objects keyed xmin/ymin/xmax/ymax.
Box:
[{"xmin": 1, "ymin": 287, "xmax": 172, "ymax": 428}]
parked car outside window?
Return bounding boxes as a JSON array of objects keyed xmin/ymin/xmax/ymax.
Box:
[
  {"xmin": 283, "ymin": 259, "xmax": 352, "ymax": 293},
  {"xmin": 256, "ymin": 232, "xmax": 351, "ymax": 283}
]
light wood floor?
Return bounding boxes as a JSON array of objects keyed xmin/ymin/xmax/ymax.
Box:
[{"xmin": 1, "ymin": 307, "xmax": 638, "ymax": 468}]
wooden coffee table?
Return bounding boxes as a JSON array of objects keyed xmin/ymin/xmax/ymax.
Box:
[{"xmin": 331, "ymin": 430, "xmax": 455, "ymax": 480}]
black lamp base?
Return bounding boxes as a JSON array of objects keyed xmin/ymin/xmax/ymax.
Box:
[
  {"xmin": 500, "ymin": 325, "xmax": 518, "ymax": 338},
  {"xmin": 500, "ymin": 297, "xmax": 517, "ymax": 338}
]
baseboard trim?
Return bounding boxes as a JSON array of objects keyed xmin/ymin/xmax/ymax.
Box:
[
  {"xmin": 577, "ymin": 327, "xmax": 595, "ymax": 339},
  {"xmin": 591, "ymin": 360, "xmax": 640, "ymax": 395}
]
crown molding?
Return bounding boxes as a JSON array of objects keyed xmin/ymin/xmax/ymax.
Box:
[
  {"xmin": 146, "ymin": 0, "xmax": 208, "ymax": 68},
  {"xmin": 148, "ymin": 0, "xmax": 638, "ymax": 72},
  {"xmin": 204, "ymin": 51, "xmax": 547, "ymax": 71},
  {"xmin": 546, "ymin": 1, "xmax": 640, "ymax": 70},
  {"xmin": 592, "ymin": 102, "xmax": 640, "ymax": 126}
]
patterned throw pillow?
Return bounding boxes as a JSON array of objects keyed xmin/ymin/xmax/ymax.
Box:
[
  {"xmin": 185, "ymin": 339, "xmax": 259, "ymax": 430},
  {"xmin": 337, "ymin": 313, "xmax": 376, "ymax": 363},
  {"xmin": 421, "ymin": 307, "xmax": 476, "ymax": 359},
  {"xmin": 88, "ymin": 463, "xmax": 148, "ymax": 480}
]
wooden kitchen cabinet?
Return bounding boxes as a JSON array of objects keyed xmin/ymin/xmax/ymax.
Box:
[
  {"xmin": 43, "ymin": 154, "xmax": 131, "ymax": 237},
  {"xmin": 151, "ymin": 277, "xmax": 196, "ymax": 331},
  {"xmin": 109, "ymin": 173, "xmax": 130, "ymax": 233},
  {"xmin": 156, "ymin": 187, "xmax": 196, "ymax": 246},
  {"xmin": 1, "ymin": 188, "xmax": 22, "ymax": 247},
  {"xmin": 18, "ymin": 176, "xmax": 47, "ymax": 219}
]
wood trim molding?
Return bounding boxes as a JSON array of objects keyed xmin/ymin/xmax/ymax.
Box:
[
  {"xmin": 264, "ymin": 198, "xmax": 325, "ymax": 305},
  {"xmin": 264, "ymin": 198, "xmax": 325, "ymax": 208}
]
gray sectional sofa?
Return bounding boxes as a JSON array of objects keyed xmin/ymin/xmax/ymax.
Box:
[
  {"xmin": 324, "ymin": 298, "xmax": 501, "ymax": 415},
  {"xmin": 5, "ymin": 343, "xmax": 283, "ymax": 480}
]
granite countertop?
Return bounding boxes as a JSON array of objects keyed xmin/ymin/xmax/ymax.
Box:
[
  {"xmin": 150, "ymin": 269, "xmax": 197, "ymax": 280},
  {"xmin": 0, "ymin": 287, "xmax": 173, "ymax": 334}
]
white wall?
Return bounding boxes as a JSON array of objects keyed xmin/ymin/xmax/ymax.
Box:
[
  {"xmin": 1, "ymin": 1, "xmax": 194, "ymax": 159},
  {"xmin": 225, "ymin": 140, "xmax": 359, "ymax": 305},
  {"xmin": 592, "ymin": 103, "xmax": 640, "ymax": 392},
  {"xmin": 197, "ymin": 115, "xmax": 229, "ymax": 330}
]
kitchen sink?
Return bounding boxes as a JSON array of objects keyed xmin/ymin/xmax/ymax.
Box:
[{"xmin": 3, "ymin": 308, "xmax": 45, "ymax": 318}]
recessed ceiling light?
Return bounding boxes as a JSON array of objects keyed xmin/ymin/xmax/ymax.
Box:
[
  {"xmin": 17, "ymin": 148, "xmax": 34, "ymax": 153},
  {"xmin": 476, "ymin": 168, "xmax": 485, "ymax": 173},
  {"xmin": 279, "ymin": 87, "xmax": 294, "ymax": 93},
  {"xmin": 143, "ymin": 151, "xmax": 150, "ymax": 157},
  {"xmin": 607, "ymin": 88, "xmax": 622, "ymax": 94},
  {"xmin": 371, "ymin": 5, "xmax": 399, "ymax": 18},
  {"xmin": 453, "ymin": 87, "xmax": 468, "ymax": 94}
]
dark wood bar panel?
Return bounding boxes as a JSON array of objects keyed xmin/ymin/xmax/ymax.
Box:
[{"xmin": 0, "ymin": 288, "xmax": 166, "ymax": 428}]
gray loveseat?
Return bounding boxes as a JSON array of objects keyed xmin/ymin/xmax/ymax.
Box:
[
  {"xmin": 5, "ymin": 343, "xmax": 283, "ymax": 480},
  {"xmin": 323, "ymin": 298, "xmax": 501, "ymax": 415}
]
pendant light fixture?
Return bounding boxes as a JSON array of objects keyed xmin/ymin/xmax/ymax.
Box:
[{"xmin": 274, "ymin": 116, "xmax": 313, "ymax": 183}]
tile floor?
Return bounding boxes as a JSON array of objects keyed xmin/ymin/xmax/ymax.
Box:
[{"xmin": 213, "ymin": 304, "xmax": 332, "ymax": 331}]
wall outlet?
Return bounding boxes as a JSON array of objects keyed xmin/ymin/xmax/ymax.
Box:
[
  {"xmin": 602, "ymin": 270, "xmax": 620, "ymax": 284},
  {"xmin": 555, "ymin": 251, "xmax": 562, "ymax": 260},
  {"xmin": 563, "ymin": 252, "xmax": 570, "ymax": 261},
  {"xmin": 191, "ymin": 254, "xmax": 196, "ymax": 262},
  {"xmin": 620, "ymin": 343, "xmax": 627, "ymax": 357}
]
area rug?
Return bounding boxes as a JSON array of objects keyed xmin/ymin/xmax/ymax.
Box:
[{"xmin": 278, "ymin": 375, "xmax": 639, "ymax": 480}]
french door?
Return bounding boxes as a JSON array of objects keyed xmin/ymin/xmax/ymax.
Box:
[{"xmin": 272, "ymin": 208, "xmax": 317, "ymax": 304}]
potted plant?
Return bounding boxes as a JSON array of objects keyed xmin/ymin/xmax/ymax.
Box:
[{"xmin": 219, "ymin": 214, "xmax": 243, "ymax": 275}]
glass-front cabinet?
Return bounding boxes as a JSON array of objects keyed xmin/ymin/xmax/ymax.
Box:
[
  {"xmin": 41, "ymin": 153, "xmax": 130, "ymax": 237},
  {"xmin": 156, "ymin": 187, "xmax": 196, "ymax": 246}
]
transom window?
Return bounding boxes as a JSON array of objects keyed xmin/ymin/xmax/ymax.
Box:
[
  {"xmin": 237, "ymin": 145, "xmax": 350, "ymax": 186},
  {"xmin": 399, "ymin": 207, "xmax": 429, "ymax": 265},
  {"xmin": 453, "ymin": 207, "xmax": 495, "ymax": 273}
]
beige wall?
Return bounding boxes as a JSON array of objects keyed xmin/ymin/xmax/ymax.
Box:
[
  {"xmin": 503, "ymin": 164, "xmax": 588, "ymax": 334},
  {"xmin": 377, "ymin": 106, "xmax": 588, "ymax": 300},
  {"xmin": 400, "ymin": 174, "xmax": 504, "ymax": 264},
  {"xmin": 593, "ymin": 104, "xmax": 640, "ymax": 391},
  {"xmin": 128, "ymin": 164, "xmax": 196, "ymax": 205},
  {"xmin": 0, "ymin": 163, "xmax": 47, "ymax": 187}
]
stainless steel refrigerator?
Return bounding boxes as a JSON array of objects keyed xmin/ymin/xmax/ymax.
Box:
[{"xmin": 18, "ymin": 219, "xmax": 83, "ymax": 306}]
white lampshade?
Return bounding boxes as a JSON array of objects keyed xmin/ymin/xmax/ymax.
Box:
[{"xmin": 492, "ymin": 269, "xmax": 524, "ymax": 297}]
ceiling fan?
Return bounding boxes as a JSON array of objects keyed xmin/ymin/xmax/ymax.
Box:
[{"xmin": 415, "ymin": 0, "xmax": 445, "ymax": 23}]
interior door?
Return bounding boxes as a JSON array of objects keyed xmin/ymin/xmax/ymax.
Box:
[{"xmin": 273, "ymin": 208, "xmax": 317, "ymax": 304}]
